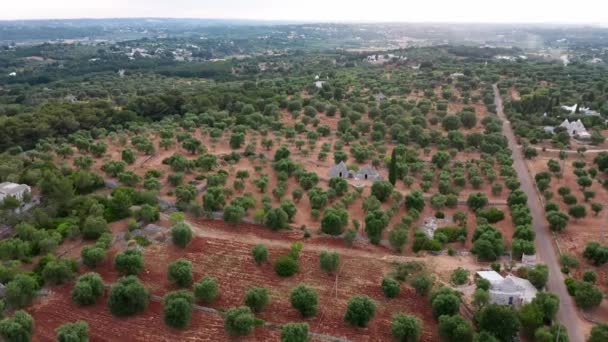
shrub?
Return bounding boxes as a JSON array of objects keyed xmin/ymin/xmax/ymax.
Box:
[
  {"xmin": 371, "ymin": 181, "xmax": 394, "ymax": 202},
  {"xmin": 107, "ymin": 276, "xmax": 150, "ymax": 316},
  {"xmin": 476, "ymin": 304, "xmax": 520, "ymax": 342},
  {"xmin": 290, "ymin": 284, "xmax": 318, "ymax": 317},
  {"xmin": 344, "ymin": 296, "xmax": 376, "ymax": 327},
  {"xmin": 574, "ymin": 281, "xmax": 603, "ymax": 309},
  {"xmin": 388, "ymin": 227, "xmax": 408, "ymax": 252},
  {"xmin": 5, "ymin": 274, "xmax": 38, "ymax": 308},
  {"xmin": 583, "ymin": 242, "xmax": 608, "ymax": 266},
  {"xmin": 391, "ymin": 313, "xmax": 422, "ymax": 342},
  {"xmin": 280, "ymin": 322, "xmax": 309, "ymax": 342},
  {"xmin": 56, "ymin": 321, "xmax": 89, "ymax": 342},
  {"xmin": 163, "ymin": 290, "xmax": 194, "ymax": 328},
  {"xmin": 168, "ymin": 259, "xmax": 193, "ymax": 287},
  {"xmin": 224, "ymin": 306, "xmax": 258, "ymax": 336},
  {"xmin": 381, "ymin": 277, "xmax": 401, "ymax": 298},
  {"xmin": 0, "ymin": 311, "xmax": 34, "ymax": 342},
  {"xmin": 193, "ymin": 277, "xmax": 219, "ymax": 304},
  {"xmin": 430, "ymin": 288, "xmax": 461, "ymax": 318},
  {"xmin": 114, "ymin": 249, "xmax": 144, "ymax": 275},
  {"xmin": 438, "ymin": 314, "xmax": 473, "ymax": 342},
  {"xmin": 245, "ymin": 287, "xmax": 270, "ymax": 313},
  {"xmin": 82, "ymin": 216, "xmax": 108, "ymax": 240},
  {"xmin": 171, "ymin": 222, "xmax": 193, "ymax": 248},
  {"xmin": 523, "ymin": 264, "xmax": 547, "ymax": 290},
  {"xmin": 411, "ymin": 274, "xmax": 433, "ymax": 296},
  {"xmin": 477, "ymin": 207, "xmax": 505, "ymax": 223},
  {"xmin": 42, "ymin": 258, "xmax": 75, "ymax": 285},
  {"xmin": 589, "ymin": 323, "xmax": 608, "ymax": 342},
  {"xmin": 252, "ymin": 244, "xmax": 269, "ymax": 265},
  {"xmin": 583, "ymin": 271, "xmax": 597, "ymax": 284},
  {"xmin": 450, "ymin": 267, "xmax": 469, "ymax": 285},
  {"xmin": 319, "ymin": 251, "xmax": 340, "ymax": 273},
  {"xmin": 71, "ymin": 272, "xmax": 104, "ymax": 306},
  {"xmin": 81, "ymin": 246, "xmax": 106, "ymax": 268},
  {"xmin": 274, "ymin": 256, "xmax": 299, "ymax": 277}
]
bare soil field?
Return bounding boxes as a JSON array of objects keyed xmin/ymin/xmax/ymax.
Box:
[
  {"xmin": 30, "ymin": 228, "xmax": 440, "ymax": 342},
  {"xmin": 527, "ymin": 154, "xmax": 608, "ymax": 294},
  {"xmin": 28, "ymin": 284, "xmax": 280, "ymax": 342}
]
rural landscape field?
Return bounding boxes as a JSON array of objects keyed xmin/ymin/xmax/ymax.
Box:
[{"xmin": 1, "ymin": 3, "xmax": 608, "ymax": 342}]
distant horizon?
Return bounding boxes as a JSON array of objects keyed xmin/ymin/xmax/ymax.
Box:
[
  {"xmin": 3, "ymin": 0, "xmax": 608, "ymax": 25},
  {"xmin": 0, "ymin": 17, "xmax": 606, "ymax": 27}
]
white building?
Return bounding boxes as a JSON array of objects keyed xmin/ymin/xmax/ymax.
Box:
[
  {"xmin": 561, "ymin": 104, "xmax": 600, "ymax": 117},
  {"xmin": 477, "ymin": 271, "xmax": 538, "ymax": 307},
  {"xmin": 314, "ymin": 80, "xmax": 326, "ymax": 89},
  {"xmin": 560, "ymin": 119, "xmax": 591, "ymax": 139},
  {"xmin": 0, "ymin": 182, "xmax": 31, "ymax": 203}
]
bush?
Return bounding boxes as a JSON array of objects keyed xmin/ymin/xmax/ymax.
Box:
[
  {"xmin": 290, "ymin": 284, "xmax": 318, "ymax": 317},
  {"xmin": 583, "ymin": 271, "xmax": 597, "ymax": 284},
  {"xmin": 574, "ymin": 281, "xmax": 603, "ymax": 309},
  {"xmin": 168, "ymin": 259, "xmax": 193, "ymax": 287},
  {"xmin": 107, "ymin": 276, "xmax": 150, "ymax": 316},
  {"xmin": 438, "ymin": 314, "xmax": 473, "ymax": 342},
  {"xmin": 42, "ymin": 258, "xmax": 75, "ymax": 285},
  {"xmin": 163, "ymin": 290, "xmax": 194, "ymax": 328},
  {"xmin": 56, "ymin": 321, "xmax": 89, "ymax": 342},
  {"xmin": 589, "ymin": 323, "xmax": 608, "ymax": 342},
  {"xmin": 344, "ymin": 295, "xmax": 376, "ymax": 327},
  {"xmin": 0, "ymin": 311, "xmax": 34, "ymax": 342},
  {"xmin": 527, "ymin": 264, "xmax": 549, "ymax": 289},
  {"xmin": 411, "ymin": 274, "xmax": 433, "ymax": 296},
  {"xmin": 388, "ymin": 227, "xmax": 408, "ymax": 252},
  {"xmin": 171, "ymin": 222, "xmax": 193, "ymax": 248},
  {"xmin": 245, "ymin": 287, "xmax": 270, "ymax": 313},
  {"xmin": 224, "ymin": 306, "xmax": 258, "ymax": 336},
  {"xmin": 319, "ymin": 251, "xmax": 340, "ymax": 273},
  {"xmin": 450, "ymin": 267, "xmax": 469, "ymax": 285},
  {"xmin": 82, "ymin": 216, "xmax": 108, "ymax": 240},
  {"xmin": 477, "ymin": 207, "xmax": 505, "ymax": 223},
  {"xmin": 274, "ymin": 256, "xmax": 299, "ymax": 277},
  {"xmin": 114, "ymin": 249, "xmax": 144, "ymax": 275},
  {"xmin": 371, "ymin": 181, "xmax": 394, "ymax": 202},
  {"xmin": 280, "ymin": 322, "xmax": 309, "ymax": 342},
  {"xmin": 5, "ymin": 274, "xmax": 38, "ymax": 308},
  {"xmin": 193, "ymin": 276, "xmax": 219, "ymax": 304},
  {"xmin": 476, "ymin": 304, "xmax": 520, "ymax": 342},
  {"xmin": 81, "ymin": 246, "xmax": 106, "ymax": 268},
  {"xmin": 391, "ymin": 313, "xmax": 422, "ymax": 342},
  {"xmin": 252, "ymin": 244, "xmax": 269, "ymax": 265},
  {"xmin": 583, "ymin": 242, "xmax": 608, "ymax": 266},
  {"xmin": 381, "ymin": 277, "xmax": 401, "ymax": 298},
  {"xmin": 430, "ymin": 288, "xmax": 461, "ymax": 318},
  {"xmin": 71, "ymin": 272, "xmax": 104, "ymax": 306}
]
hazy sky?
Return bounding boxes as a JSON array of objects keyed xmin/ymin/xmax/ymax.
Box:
[{"xmin": 3, "ymin": 0, "xmax": 608, "ymax": 24}]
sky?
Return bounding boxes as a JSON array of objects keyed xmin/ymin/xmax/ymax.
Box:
[{"xmin": 3, "ymin": 0, "xmax": 608, "ymax": 24}]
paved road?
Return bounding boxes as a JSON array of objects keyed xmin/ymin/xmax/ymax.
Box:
[{"xmin": 493, "ymin": 85, "xmax": 585, "ymax": 342}]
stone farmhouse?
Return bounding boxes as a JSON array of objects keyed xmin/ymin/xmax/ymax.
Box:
[
  {"xmin": 476, "ymin": 271, "xmax": 537, "ymax": 307},
  {"xmin": 559, "ymin": 119, "xmax": 591, "ymax": 139},
  {"xmin": 328, "ymin": 162, "xmax": 382, "ymax": 181},
  {"xmin": 0, "ymin": 182, "xmax": 31, "ymax": 203}
]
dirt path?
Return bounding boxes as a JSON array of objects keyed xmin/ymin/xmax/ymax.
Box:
[
  {"xmin": 530, "ymin": 146, "xmax": 608, "ymax": 154},
  {"xmin": 493, "ymin": 84, "xmax": 585, "ymax": 342}
]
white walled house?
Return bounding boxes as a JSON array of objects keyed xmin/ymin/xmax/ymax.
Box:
[
  {"xmin": 476, "ymin": 271, "xmax": 537, "ymax": 307},
  {"xmin": 0, "ymin": 182, "xmax": 31, "ymax": 203}
]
